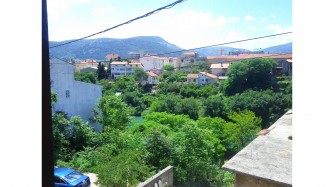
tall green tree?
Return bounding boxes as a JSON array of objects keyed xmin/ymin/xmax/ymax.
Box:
[
  {"xmin": 96, "ymin": 62, "xmax": 107, "ymax": 80},
  {"xmin": 223, "ymin": 58, "xmax": 277, "ymax": 96},
  {"xmin": 95, "ymin": 94, "xmax": 130, "ymax": 131}
]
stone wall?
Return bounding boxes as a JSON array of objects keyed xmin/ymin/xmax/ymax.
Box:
[{"xmin": 137, "ymin": 166, "xmax": 173, "ymax": 187}]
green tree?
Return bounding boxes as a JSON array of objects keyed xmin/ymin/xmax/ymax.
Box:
[
  {"xmin": 223, "ymin": 111, "xmax": 261, "ymax": 157},
  {"xmin": 134, "ymin": 67, "xmax": 148, "ymax": 85},
  {"xmin": 225, "ymin": 89, "xmax": 291, "ymax": 128},
  {"xmin": 145, "ymin": 129, "xmax": 172, "ymax": 171},
  {"xmin": 143, "ymin": 112, "xmax": 193, "ymax": 131},
  {"xmin": 203, "ymin": 94, "xmax": 226, "ymax": 118},
  {"xmin": 74, "ymin": 71, "xmax": 97, "ymax": 84},
  {"xmin": 52, "ymin": 113, "xmax": 71, "ymax": 162},
  {"xmin": 94, "ymin": 150, "xmax": 153, "ymax": 187},
  {"xmin": 96, "ymin": 62, "xmax": 107, "ymax": 80},
  {"xmin": 95, "ymin": 94, "xmax": 130, "ymax": 131},
  {"xmin": 51, "ymin": 92, "xmax": 58, "ymax": 105},
  {"xmin": 171, "ymin": 125, "xmax": 221, "ymax": 186},
  {"xmin": 163, "ymin": 64, "xmax": 175, "ymax": 71},
  {"xmin": 223, "ymin": 58, "xmax": 277, "ymax": 96}
]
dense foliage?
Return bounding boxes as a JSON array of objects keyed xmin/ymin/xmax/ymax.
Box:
[
  {"xmin": 223, "ymin": 58, "xmax": 277, "ymax": 96},
  {"xmin": 53, "ymin": 57, "xmax": 291, "ymax": 186}
]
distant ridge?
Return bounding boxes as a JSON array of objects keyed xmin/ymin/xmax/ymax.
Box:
[
  {"xmin": 49, "ymin": 36, "xmax": 183, "ymax": 60},
  {"xmin": 49, "ymin": 36, "xmax": 292, "ymax": 60},
  {"xmin": 262, "ymin": 42, "xmax": 292, "ymax": 54}
]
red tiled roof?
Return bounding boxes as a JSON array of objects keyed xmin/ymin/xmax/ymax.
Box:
[
  {"xmin": 187, "ymin": 74, "xmax": 198, "ymax": 79},
  {"xmin": 199, "ymin": 72, "xmax": 218, "ymax": 79},
  {"xmin": 147, "ymin": 71, "xmax": 158, "ymax": 77},
  {"xmin": 183, "ymin": 52, "xmax": 197, "ymax": 56},
  {"xmin": 106, "ymin": 54, "xmax": 120, "ymax": 59},
  {"xmin": 210, "ymin": 63, "xmax": 230, "ymax": 69}
]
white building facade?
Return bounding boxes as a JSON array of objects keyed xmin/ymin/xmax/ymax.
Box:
[
  {"xmin": 110, "ymin": 61, "xmax": 143, "ymax": 79},
  {"xmin": 50, "ymin": 58, "xmax": 102, "ymax": 122},
  {"xmin": 139, "ymin": 55, "xmax": 164, "ymax": 71},
  {"xmin": 198, "ymin": 72, "xmax": 218, "ymax": 86}
]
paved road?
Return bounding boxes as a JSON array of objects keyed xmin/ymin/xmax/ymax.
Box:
[{"xmin": 85, "ymin": 173, "xmax": 98, "ymax": 187}]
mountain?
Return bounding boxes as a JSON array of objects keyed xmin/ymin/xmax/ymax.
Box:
[
  {"xmin": 49, "ymin": 36, "xmax": 183, "ymax": 60},
  {"xmin": 49, "ymin": 36, "xmax": 292, "ymax": 60},
  {"xmin": 194, "ymin": 46, "xmax": 250, "ymax": 56},
  {"xmin": 262, "ymin": 42, "xmax": 292, "ymax": 54}
]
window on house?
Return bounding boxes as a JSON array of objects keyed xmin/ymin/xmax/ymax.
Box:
[{"xmin": 65, "ymin": 90, "xmax": 70, "ymax": 98}]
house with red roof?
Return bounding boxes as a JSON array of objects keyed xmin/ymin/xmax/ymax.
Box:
[
  {"xmin": 210, "ymin": 63, "xmax": 230, "ymax": 76},
  {"xmin": 142, "ymin": 71, "xmax": 159, "ymax": 85},
  {"xmin": 105, "ymin": 54, "xmax": 120, "ymax": 61},
  {"xmin": 186, "ymin": 72, "xmax": 218, "ymax": 86}
]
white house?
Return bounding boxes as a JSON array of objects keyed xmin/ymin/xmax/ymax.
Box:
[
  {"xmin": 143, "ymin": 71, "xmax": 159, "ymax": 85},
  {"xmin": 50, "ymin": 58, "xmax": 102, "ymax": 124},
  {"xmin": 110, "ymin": 61, "xmax": 144, "ymax": 79},
  {"xmin": 139, "ymin": 55, "xmax": 164, "ymax": 71},
  {"xmin": 210, "ymin": 63, "xmax": 230, "ymax": 76},
  {"xmin": 198, "ymin": 72, "xmax": 218, "ymax": 86},
  {"xmin": 187, "ymin": 74, "xmax": 199, "ymax": 84}
]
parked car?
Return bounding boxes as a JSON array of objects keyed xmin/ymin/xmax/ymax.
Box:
[{"xmin": 54, "ymin": 167, "xmax": 91, "ymax": 187}]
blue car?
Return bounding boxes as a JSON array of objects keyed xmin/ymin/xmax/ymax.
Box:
[{"xmin": 54, "ymin": 167, "xmax": 91, "ymax": 187}]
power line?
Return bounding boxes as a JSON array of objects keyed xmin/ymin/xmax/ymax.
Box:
[
  {"xmin": 157, "ymin": 32, "xmax": 292, "ymax": 56},
  {"xmin": 49, "ymin": 0, "xmax": 187, "ymax": 49}
]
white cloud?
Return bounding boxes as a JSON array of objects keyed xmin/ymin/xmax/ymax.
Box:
[
  {"xmin": 92, "ymin": 6, "xmax": 113, "ymax": 15},
  {"xmin": 271, "ymin": 14, "xmax": 277, "ymax": 19},
  {"xmin": 259, "ymin": 18, "xmax": 268, "ymax": 23},
  {"xmin": 244, "ymin": 15, "xmax": 256, "ymax": 21},
  {"xmin": 250, "ymin": 26, "xmax": 257, "ymax": 30},
  {"xmin": 266, "ymin": 24, "xmax": 292, "ymax": 34},
  {"xmin": 82, "ymin": 8, "xmax": 241, "ymax": 49},
  {"xmin": 227, "ymin": 17, "xmax": 240, "ymax": 23}
]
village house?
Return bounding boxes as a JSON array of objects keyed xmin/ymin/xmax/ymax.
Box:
[
  {"xmin": 50, "ymin": 58, "xmax": 102, "ymax": 128},
  {"xmin": 186, "ymin": 74, "xmax": 199, "ymax": 85},
  {"xmin": 128, "ymin": 50, "xmax": 144, "ymax": 59},
  {"xmin": 162, "ymin": 57, "xmax": 180, "ymax": 71},
  {"xmin": 179, "ymin": 52, "xmax": 207, "ymax": 69},
  {"xmin": 198, "ymin": 72, "xmax": 218, "ymax": 86},
  {"xmin": 210, "ymin": 63, "xmax": 230, "ymax": 76},
  {"xmin": 147, "ymin": 68, "xmax": 164, "ymax": 75},
  {"xmin": 186, "ymin": 72, "xmax": 218, "ymax": 86},
  {"xmin": 110, "ymin": 61, "xmax": 143, "ymax": 79},
  {"xmin": 75, "ymin": 59, "xmax": 98, "ymax": 72},
  {"xmin": 145, "ymin": 71, "xmax": 159, "ymax": 85},
  {"xmin": 222, "ymin": 110, "xmax": 292, "ymax": 187},
  {"xmin": 105, "ymin": 53, "xmax": 120, "ymax": 61},
  {"xmin": 139, "ymin": 55, "xmax": 164, "ymax": 71}
]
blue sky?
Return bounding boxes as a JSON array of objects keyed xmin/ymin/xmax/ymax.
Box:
[{"xmin": 47, "ymin": 0, "xmax": 292, "ymax": 50}]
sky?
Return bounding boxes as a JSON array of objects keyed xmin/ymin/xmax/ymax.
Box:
[{"xmin": 47, "ymin": 0, "xmax": 292, "ymax": 50}]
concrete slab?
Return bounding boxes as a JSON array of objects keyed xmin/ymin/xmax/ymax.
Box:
[{"xmin": 222, "ymin": 110, "xmax": 292, "ymax": 185}]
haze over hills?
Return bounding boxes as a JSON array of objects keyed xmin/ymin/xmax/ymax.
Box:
[{"xmin": 49, "ymin": 36, "xmax": 292, "ymax": 60}]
